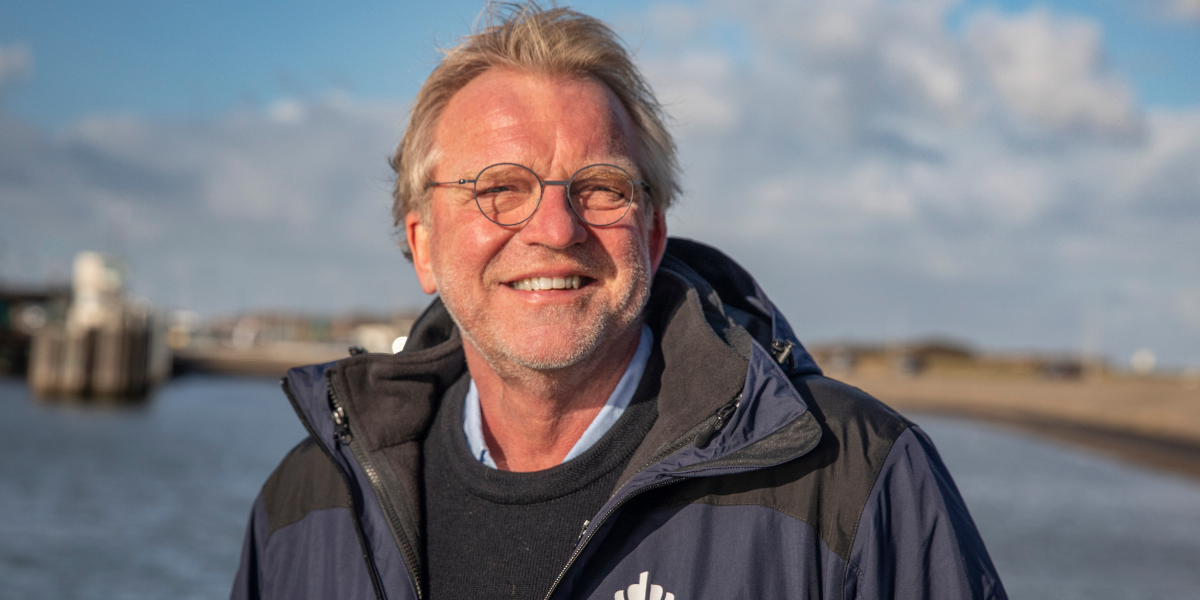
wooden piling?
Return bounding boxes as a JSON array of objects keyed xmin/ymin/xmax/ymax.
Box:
[{"xmin": 28, "ymin": 318, "xmax": 165, "ymax": 402}]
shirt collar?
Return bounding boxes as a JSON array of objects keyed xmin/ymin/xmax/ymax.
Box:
[{"xmin": 463, "ymin": 324, "xmax": 654, "ymax": 469}]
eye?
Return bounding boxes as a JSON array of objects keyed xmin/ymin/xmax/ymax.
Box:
[
  {"xmin": 475, "ymin": 165, "xmax": 539, "ymax": 197},
  {"xmin": 579, "ymin": 182, "xmax": 624, "ymax": 196},
  {"xmin": 571, "ymin": 174, "xmax": 632, "ymax": 211},
  {"xmin": 478, "ymin": 184, "xmax": 517, "ymax": 196}
]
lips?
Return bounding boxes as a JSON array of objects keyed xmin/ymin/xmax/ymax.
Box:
[{"xmin": 509, "ymin": 275, "xmax": 583, "ymax": 291}]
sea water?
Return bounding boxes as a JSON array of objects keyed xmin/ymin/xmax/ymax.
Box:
[
  {"xmin": 919, "ymin": 414, "xmax": 1200, "ymax": 599},
  {"xmin": 1, "ymin": 376, "xmax": 1198, "ymax": 599}
]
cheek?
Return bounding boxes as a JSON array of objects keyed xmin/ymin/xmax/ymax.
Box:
[
  {"xmin": 428, "ymin": 209, "xmax": 512, "ymax": 283},
  {"xmin": 596, "ymin": 227, "xmax": 652, "ymax": 288},
  {"xmin": 609, "ymin": 214, "xmax": 655, "ymax": 264}
]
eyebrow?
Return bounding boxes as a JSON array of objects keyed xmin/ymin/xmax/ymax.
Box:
[
  {"xmin": 444, "ymin": 161, "xmax": 642, "ymax": 181},
  {"xmin": 433, "ymin": 169, "xmax": 480, "ymax": 184}
]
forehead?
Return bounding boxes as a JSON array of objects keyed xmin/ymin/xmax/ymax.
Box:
[{"xmin": 433, "ymin": 68, "xmax": 639, "ymax": 173}]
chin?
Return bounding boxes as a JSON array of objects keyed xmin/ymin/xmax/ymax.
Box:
[
  {"xmin": 470, "ymin": 314, "xmax": 603, "ymax": 371},
  {"xmin": 497, "ymin": 337, "xmax": 603, "ymax": 371}
]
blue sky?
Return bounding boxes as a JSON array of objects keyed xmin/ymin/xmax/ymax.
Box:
[
  {"xmin": 0, "ymin": 0, "xmax": 649, "ymax": 126},
  {"xmin": 954, "ymin": 0, "xmax": 1200, "ymax": 107},
  {"xmin": 3, "ymin": 0, "xmax": 1196, "ymax": 127},
  {"xmin": 2, "ymin": 0, "xmax": 1199, "ymax": 368}
]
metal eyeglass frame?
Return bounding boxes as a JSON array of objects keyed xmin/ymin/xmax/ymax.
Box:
[{"xmin": 425, "ymin": 162, "xmax": 650, "ymax": 227}]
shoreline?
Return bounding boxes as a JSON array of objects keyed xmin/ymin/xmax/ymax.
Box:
[
  {"xmin": 841, "ymin": 373, "xmax": 1200, "ymax": 481},
  {"xmin": 905, "ymin": 405, "xmax": 1200, "ymax": 481}
]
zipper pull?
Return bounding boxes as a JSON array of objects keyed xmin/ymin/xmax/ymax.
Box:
[
  {"xmin": 330, "ymin": 401, "xmax": 352, "ymax": 445},
  {"xmin": 576, "ymin": 519, "xmax": 591, "ymax": 543},
  {"xmin": 771, "ymin": 339, "xmax": 795, "ymax": 370},
  {"xmin": 694, "ymin": 398, "xmax": 740, "ymax": 448}
]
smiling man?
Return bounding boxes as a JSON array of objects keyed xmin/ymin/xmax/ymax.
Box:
[
  {"xmin": 409, "ymin": 66, "xmax": 664, "ymax": 472},
  {"xmin": 232, "ymin": 4, "xmax": 1006, "ymax": 600}
]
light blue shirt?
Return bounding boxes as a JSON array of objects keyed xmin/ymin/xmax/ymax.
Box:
[{"xmin": 463, "ymin": 324, "xmax": 654, "ymax": 469}]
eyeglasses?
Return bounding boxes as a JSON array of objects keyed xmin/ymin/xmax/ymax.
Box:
[{"xmin": 426, "ymin": 163, "xmax": 648, "ymax": 227}]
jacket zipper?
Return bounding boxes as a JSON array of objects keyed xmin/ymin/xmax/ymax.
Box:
[
  {"xmin": 326, "ymin": 370, "xmax": 426, "ymax": 600},
  {"xmin": 542, "ymin": 396, "xmax": 741, "ymax": 600},
  {"xmin": 693, "ymin": 398, "xmax": 739, "ymax": 448},
  {"xmin": 281, "ymin": 377, "xmax": 387, "ymax": 600}
]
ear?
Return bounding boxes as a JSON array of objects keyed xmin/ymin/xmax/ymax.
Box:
[
  {"xmin": 647, "ymin": 208, "xmax": 668, "ymax": 277},
  {"xmin": 406, "ymin": 211, "xmax": 438, "ymax": 294}
]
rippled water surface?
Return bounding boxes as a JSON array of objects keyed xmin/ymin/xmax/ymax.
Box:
[
  {"xmin": 0, "ymin": 376, "xmax": 306, "ymax": 600},
  {"xmin": 917, "ymin": 414, "xmax": 1200, "ymax": 600},
  {"xmin": 2, "ymin": 377, "xmax": 1199, "ymax": 599}
]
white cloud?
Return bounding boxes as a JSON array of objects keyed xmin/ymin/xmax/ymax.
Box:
[
  {"xmin": 0, "ymin": 96, "xmax": 424, "ymax": 315},
  {"xmin": 3, "ymin": 0, "xmax": 1198, "ymax": 365},
  {"xmin": 0, "ymin": 43, "xmax": 32, "ymax": 89},
  {"xmin": 646, "ymin": 51, "xmax": 739, "ymax": 131},
  {"xmin": 267, "ymin": 98, "xmax": 308, "ymax": 124},
  {"xmin": 966, "ymin": 8, "xmax": 1140, "ymax": 137},
  {"xmin": 636, "ymin": 0, "xmax": 1200, "ymax": 364},
  {"xmin": 1166, "ymin": 0, "xmax": 1200, "ymax": 22}
]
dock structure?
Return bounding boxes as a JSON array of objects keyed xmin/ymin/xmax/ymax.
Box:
[
  {"xmin": 27, "ymin": 252, "xmax": 170, "ymax": 402},
  {"xmin": 0, "ymin": 284, "xmax": 70, "ymax": 376}
]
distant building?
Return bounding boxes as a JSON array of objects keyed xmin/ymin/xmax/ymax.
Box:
[
  {"xmin": 170, "ymin": 310, "xmax": 420, "ymax": 377},
  {"xmin": 810, "ymin": 336, "xmax": 1089, "ymax": 380}
]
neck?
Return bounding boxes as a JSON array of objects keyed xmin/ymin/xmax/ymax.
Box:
[{"xmin": 464, "ymin": 321, "xmax": 644, "ymax": 472}]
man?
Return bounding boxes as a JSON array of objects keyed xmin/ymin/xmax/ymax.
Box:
[{"xmin": 232, "ymin": 4, "xmax": 1007, "ymax": 600}]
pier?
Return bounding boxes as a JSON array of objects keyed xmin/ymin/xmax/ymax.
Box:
[{"xmin": 25, "ymin": 253, "xmax": 169, "ymax": 402}]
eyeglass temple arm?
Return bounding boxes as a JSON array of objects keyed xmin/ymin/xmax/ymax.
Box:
[
  {"xmin": 425, "ymin": 179, "xmax": 476, "ymax": 189},
  {"xmin": 425, "ymin": 177, "xmax": 649, "ymax": 193}
]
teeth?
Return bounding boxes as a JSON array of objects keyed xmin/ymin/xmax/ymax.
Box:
[{"xmin": 511, "ymin": 275, "xmax": 581, "ymax": 291}]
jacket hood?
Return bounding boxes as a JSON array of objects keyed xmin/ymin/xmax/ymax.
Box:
[
  {"xmin": 252, "ymin": 239, "xmax": 1004, "ymax": 600},
  {"xmin": 655, "ymin": 238, "xmax": 821, "ymax": 377},
  {"xmin": 279, "ymin": 237, "xmax": 827, "ymax": 600}
]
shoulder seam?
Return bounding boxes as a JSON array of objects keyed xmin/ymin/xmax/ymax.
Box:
[
  {"xmin": 262, "ymin": 504, "xmax": 356, "ymax": 549},
  {"xmin": 261, "ymin": 436, "xmax": 352, "ymax": 536},
  {"xmin": 840, "ymin": 422, "xmax": 914, "ymax": 599},
  {"xmin": 657, "ymin": 496, "xmax": 821, "ymax": 534}
]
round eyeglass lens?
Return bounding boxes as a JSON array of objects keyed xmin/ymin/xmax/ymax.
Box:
[
  {"xmin": 568, "ymin": 164, "xmax": 635, "ymax": 226},
  {"xmin": 474, "ymin": 163, "xmax": 542, "ymax": 226}
]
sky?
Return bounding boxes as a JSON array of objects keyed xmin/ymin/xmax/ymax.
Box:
[{"xmin": 1, "ymin": 0, "xmax": 1198, "ymax": 369}]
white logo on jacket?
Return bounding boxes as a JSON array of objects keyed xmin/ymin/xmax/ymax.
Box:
[{"xmin": 614, "ymin": 571, "xmax": 675, "ymax": 600}]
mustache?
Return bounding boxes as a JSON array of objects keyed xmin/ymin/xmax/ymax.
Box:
[{"xmin": 495, "ymin": 243, "xmax": 620, "ymax": 278}]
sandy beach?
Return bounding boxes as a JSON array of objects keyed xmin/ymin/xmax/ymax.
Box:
[{"xmin": 839, "ymin": 373, "xmax": 1200, "ymax": 480}]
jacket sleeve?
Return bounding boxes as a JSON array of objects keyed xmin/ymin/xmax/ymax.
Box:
[
  {"xmin": 846, "ymin": 425, "xmax": 1008, "ymax": 600},
  {"xmin": 230, "ymin": 494, "xmax": 270, "ymax": 600}
]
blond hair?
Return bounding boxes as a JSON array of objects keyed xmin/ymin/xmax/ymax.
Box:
[{"xmin": 390, "ymin": 1, "xmax": 680, "ymax": 259}]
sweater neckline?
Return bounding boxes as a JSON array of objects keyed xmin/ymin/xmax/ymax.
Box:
[{"xmin": 429, "ymin": 346, "xmax": 663, "ymax": 505}]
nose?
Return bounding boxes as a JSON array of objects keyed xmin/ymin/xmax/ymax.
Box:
[{"xmin": 516, "ymin": 183, "xmax": 587, "ymax": 248}]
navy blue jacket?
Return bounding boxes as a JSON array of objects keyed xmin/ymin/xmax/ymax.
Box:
[{"xmin": 232, "ymin": 238, "xmax": 1007, "ymax": 600}]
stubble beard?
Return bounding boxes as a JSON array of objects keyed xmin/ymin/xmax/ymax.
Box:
[{"xmin": 435, "ymin": 241, "xmax": 652, "ymax": 375}]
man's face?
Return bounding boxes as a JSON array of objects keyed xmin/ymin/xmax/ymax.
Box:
[{"xmin": 407, "ymin": 68, "xmax": 667, "ymax": 372}]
